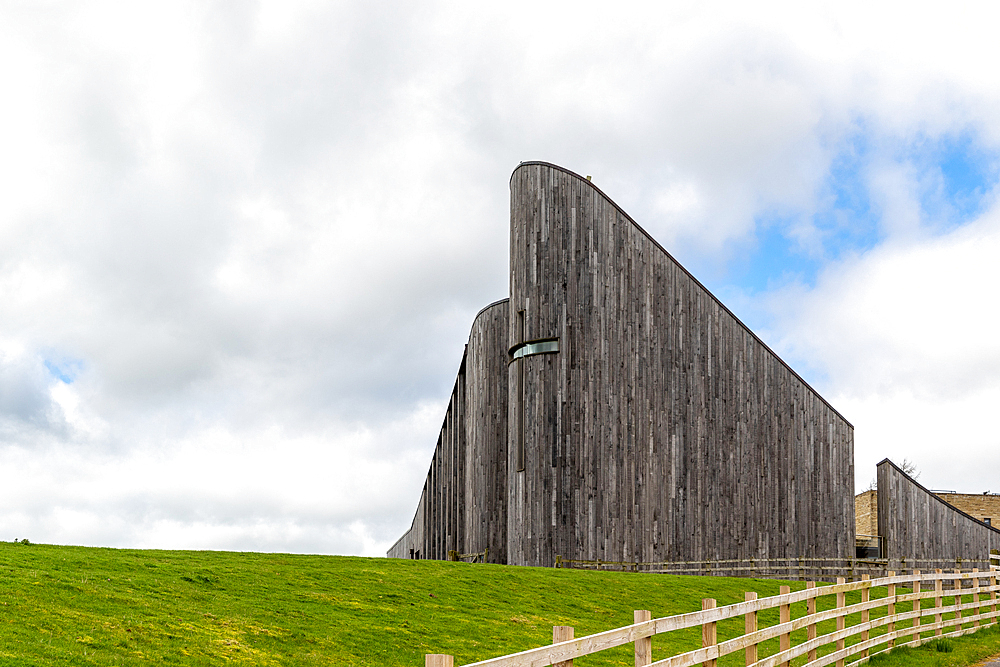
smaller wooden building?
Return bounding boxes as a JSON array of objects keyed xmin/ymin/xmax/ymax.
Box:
[{"xmin": 855, "ymin": 461, "xmax": 1000, "ymax": 567}]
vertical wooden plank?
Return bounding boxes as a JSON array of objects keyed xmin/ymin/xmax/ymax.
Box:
[
  {"xmin": 806, "ymin": 582, "xmax": 818, "ymax": 662},
  {"xmin": 913, "ymin": 570, "xmax": 922, "ymax": 645},
  {"xmin": 887, "ymin": 571, "xmax": 896, "ymax": 648},
  {"xmin": 553, "ymin": 626, "xmax": 574, "ymax": 667},
  {"xmin": 744, "ymin": 592, "xmax": 758, "ymax": 666},
  {"xmin": 634, "ymin": 610, "xmax": 652, "ymax": 667},
  {"xmin": 702, "ymin": 598, "xmax": 717, "ymax": 667},
  {"xmin": 935, "ymin": 569, "xmax": 943, "ymax": 636},
  {"xmin": 426, "ymin": 655, "xmax": 454, "ymax": 667},
  {"xmin": 836, "ymin": 577, "xmax": 846, "ymax": 667},
  {"xmin": 779, "ymin": 585, "xmax": 790, "ymax": 667},
  {"xmin": 860, "ymin": 575, "xmax": 870, "ymax": 658}
]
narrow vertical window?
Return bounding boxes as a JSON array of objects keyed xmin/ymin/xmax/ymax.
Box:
[{"xmin": 510, "ymin": 326, "xmax": 561, "ymax": 474}]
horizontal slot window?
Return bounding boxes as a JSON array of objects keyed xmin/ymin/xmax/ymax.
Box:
[{"xmin": 510, "ymin": 338, "xmax": 559, "ymax": 361}]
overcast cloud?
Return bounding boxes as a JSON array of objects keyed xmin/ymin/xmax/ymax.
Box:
[{"xmin": 2, "ymin": 0, "xmax": 999, "ymax": 556}]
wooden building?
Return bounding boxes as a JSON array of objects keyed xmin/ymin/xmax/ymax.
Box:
[
  {"xmin": 873, "ymin": 459, "xmax": 999, "ymax": 567},
  {"xmin": 389, "ymin": 162, "xmax": 856, "ymax": 566}
]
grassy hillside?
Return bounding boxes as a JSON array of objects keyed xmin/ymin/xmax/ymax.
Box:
[{"xmin": 1, "ymin": 540, "xmax": 999, "ymax": 666}]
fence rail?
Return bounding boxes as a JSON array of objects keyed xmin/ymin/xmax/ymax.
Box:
[
  {"xmin": 553, "ymin": 555, "xmax": 997, "ymax": 582},
  {"xmin": 448, "ymin": 549, "xmax": 488, "ymax": 563},
  {"xmin": 425, "ymin": 568, "xmax": 1000, "ymax": 667}
]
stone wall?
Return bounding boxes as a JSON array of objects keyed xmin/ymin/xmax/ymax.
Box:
[
  {"xmin": 936, "ymin": 493, "xmax": 1000, "ymax": 528},
  {"xmin": 854, "ymin": 489, "xmax": 1000, "ymax": 538},
  {"xmin": 855, "ymin": 489, "xmax": 878, "ymax": 536}
]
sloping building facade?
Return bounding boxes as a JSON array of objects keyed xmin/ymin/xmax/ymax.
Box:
[
  {"xmin": 389, "ymin": 162, "xmax": 856, "ymax": 566},
  {"xmin": 876, "ymin": 459, "xmax": 1000, "ymax": 566}
]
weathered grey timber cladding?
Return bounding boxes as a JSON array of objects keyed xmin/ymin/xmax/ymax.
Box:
[
  {"xmin": 390, "ymin": 162, "xmax": 856, "ymax": 567},
  {"xmin": 507, "ymin": 162, "xmax": 855, "ymax": 566},
  {"xmin": 463, "ymin": 300, "xmax": 510, "ymax": 563},
  {"xmin": 877, "ymin": 458, "xmax": 1000, "ymax": 564},
  {"xmin": 386, "ymin": 299, "xmax": 508, "ymax": 562}
]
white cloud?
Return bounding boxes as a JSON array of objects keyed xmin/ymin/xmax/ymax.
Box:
[
  {"xmin": 0, "ymin": 400, "xmax": 442, "ymax": 554},
  {"xmin": 764, "ymin": 200, "xmax": 1000, "ymax": 491},
  {"xmin": 2, "ymin": 0, "xmax": 1000, "ymax": 553}
]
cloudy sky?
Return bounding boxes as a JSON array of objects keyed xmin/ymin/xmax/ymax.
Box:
[{"xmin": 2, "ymin": 1, "xmax": 999, "ymax": 556}]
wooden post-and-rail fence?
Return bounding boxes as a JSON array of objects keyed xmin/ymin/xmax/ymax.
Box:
[{"xmin": 425, "ymin": 568, "xmax": 999, "ymax": 667}]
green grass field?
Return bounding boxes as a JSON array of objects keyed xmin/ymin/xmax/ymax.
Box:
[{"xmin": 1, "ymin": 540, "xmax": 999, "ymax": 666}]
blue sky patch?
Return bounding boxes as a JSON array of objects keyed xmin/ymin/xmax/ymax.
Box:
[
  {"xmin": 690, "ymin": 125, "xmax": 1000, "ymax": 366},
  {"xmin": 728, "ymin": 221, "xmax": 822, "ymax": 293},
  {"xmin": 721, "ymin": 127, "xmax": 998, "ymax": 299},
  {"xmin": 44, "ymin": 357, "xmax": 83, "ymax": 384},
  {"xmin": 914, "ymin": 133, "xmax": 998, "ymax": 227}
]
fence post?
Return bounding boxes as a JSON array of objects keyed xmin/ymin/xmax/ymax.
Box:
[
  {"xmin": 634, "ymin": 610, "xmax": 652, "ymax": 667},
  {"xmin": 860, "ymin": 574, "xmax": 870, "ymax": 658},
  {"xmin": 935, "ymin": 569, "xmax": 943, "ymax": 636},
  {"xmin": 992, "ymin": 572, "xmax": 998, "ymax": 624},
  {"xmin": 744, "ymin": 592, "xmax": 757, "ymax": 666},
  {"xmin": 954, "ymin": 568, "xmax": 963, "ymax": 633},
  {"xmin": 887, "ymin": 570, "xmax": 896, "ymax": 648},
  {"xmin": 553, "ymin": 626, "xmax": 574, "ymax": 667},
  {"xmin": 912, "ymin": 570, "xmax": 922, "ymax": 646},
  {"xmin": 779, "ymin": 585, "xmax": 790, "ymax": 667},
  {"xmin": 806, "ymin": 582, "xmax": 818, "ymax": 662},
  {"xmin": 973, "ymin": 568, "xmax": 981, "ymax": 630},
  {"xmin": 426, "ymin": 655, "xmax": 453, "ymax": 667},
  {"xmin": 702, "ymin": 598, "xmax": 717, "ymax": 667},
  {"xmin": 555, "ymin": 555, "xmax": 562, "ymax": 568},
  {"xmin": 836, "ymin": 577, "xmax": 846, "ymax": 667}
]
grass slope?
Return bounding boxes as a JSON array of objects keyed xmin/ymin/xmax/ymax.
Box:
[{"xmin": 2, "ymin": 541, "xmax": 1000, "ymax": 666}]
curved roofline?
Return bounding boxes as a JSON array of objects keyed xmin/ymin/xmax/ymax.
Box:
[
  {"xmin": 513, "ymin": 160, "xmax": 852, "ymax": 427},
  {"xmin": 878, "ymin": 458, "xmax": 1000, "ymax": 536},
  {"xmin": 472, "ymin": 297, "xmax": 510, "ymax": 323}
]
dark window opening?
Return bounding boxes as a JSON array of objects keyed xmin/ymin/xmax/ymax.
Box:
[
  {"xmin": 509, "ymin": 338, "xmax": 560, "ymax": 361},
  {"xmin": 511, "ymin": 339, "xmax": 560, "ymax": 360}
]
